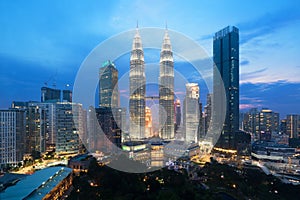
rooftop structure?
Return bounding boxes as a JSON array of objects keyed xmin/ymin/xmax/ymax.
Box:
[{"xmin": 0, "ymin": 167, "xmax": 72, "ymax": 200}]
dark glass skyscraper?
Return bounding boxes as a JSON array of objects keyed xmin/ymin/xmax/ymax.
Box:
[
  {"xmin": 213, "ymin": 26, "xmax": 239, "ymax": 149},
  {"xmin": 99, "ymin": 60, "xmax": 119, "ymax": 108}
]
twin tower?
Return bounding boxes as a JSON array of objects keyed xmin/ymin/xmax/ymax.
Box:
[{"xmin": 129, "ymin": 26, "xmax": 174, "ymax": 140}]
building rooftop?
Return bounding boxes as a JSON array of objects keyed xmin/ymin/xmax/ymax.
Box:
[{"xmin": 0, "ymin": 166, "xmax": 72, "ymax": 200}]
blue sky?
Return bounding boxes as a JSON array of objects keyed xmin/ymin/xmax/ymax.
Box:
[{"xmin": 0, "ymin": 0, "xmax": 300, "ymax": 118}]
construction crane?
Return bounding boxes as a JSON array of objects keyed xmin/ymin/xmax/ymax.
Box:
[{"xmin": 44, "ymin": 70, "xmax": 58, "ymax": 88}]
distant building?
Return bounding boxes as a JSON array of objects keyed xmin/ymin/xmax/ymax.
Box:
[
  {"xmin": 41, "ymin": 87, "xmax": 61, "ymax": 103},
  {"xmin": 286, "ymin": 114, "xmax": 300, "ymax": 139},
  {"xmin": 280, "ymin": 119, "xmax": 287, "ymax": 135},
  {"xmin": 183, "ymin": 83, "xmax": 200, "ymax": 143},
  {"xmin": 62, "ymin": 89, "xmax": 72, "ymax": 102},
  {"xmin": 0, "ymin": 110, "xmax": 26, "ymax": 169},
  {"xmin": 174, "ymin": 99, "xmax": 181, "ymax": 133},
  {"xmin": 213, "ymin": 26, "xmax": 239, "ymax": 149},
  {"xmin": 68, "ymin": 154, "xmax": 93, "ymax": 175},
  {"xmin": 12, "ymin": 102, "xmax": 57, "ymax": 154},
  {"xmin": 259, "ymin": 108, "xmax": 279, "ymax": 140},
  {"xmin": 99, "ymin": 60, "xmax": 119, "ymax": 108},
  {"xmin": 204, "ymin": 94, "xmax": 212, "ymax": 135},
  {"xmin": 242, "ymin": 108, "xmax": 279, "ymax": 141},
  {"xmin": 145, "ymin": 107, "xmax": 153, "ymax": 138},
  {"xmin": 242, "ymin": 108, "xmax": 260, "ymax": 140}
]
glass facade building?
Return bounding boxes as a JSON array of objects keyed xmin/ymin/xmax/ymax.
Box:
[
  {"xmin": 213, "ymin": 26, "xmax": 239, "ymax": 149},
  {"xmin": 99, "ymin": 60, "xmax": 119, "ymax": 108}
]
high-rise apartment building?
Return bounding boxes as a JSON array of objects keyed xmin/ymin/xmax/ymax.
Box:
[
  {"xmin": 286, "ymin": 114, "xmax": 300, "ymax": 139},
  {"xmin": 259, "ymin": 108, "xmax": 279, "ymax": 140},
  {"xmin": 12, "ymin": 101, "xmax": 56, "ymax": 154},
  {"xmin": 0, "ymin": 110, "xmax": 26, "ymax": 169},
  {"xmin": 55, "ymin": 102, "xmax": 84, "ymax": 155},
  {"xmin": 99, "ymin": 60, "xmax": 119, "ymax": 108},
  {"xmin": 159, "ymin": 29, "xmax": 174, "ymax": 140},
  {"xmin": 129, "ymin": 27, "xmax": 146, "ymax": 140},
  {"xmin": 183, "ymin": 83, "xmax": 200, "ymax": 143},
  {"xmin": 242, "ymin": 108, "xmax": 279, "ymax": 141},
  {"xmin": 213, "ymin": 26, "xmax": 239, "ymax": 149}
]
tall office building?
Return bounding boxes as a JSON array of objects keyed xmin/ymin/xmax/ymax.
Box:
[
  {"xmin": 95, "ymin": 107, "xmax": 125, "ymax": 151},
  {"xmin": 55, "ymin": 102, "xmax": 84, "ymax": 155},
  {"xmin": 204, "ymin": 94, "xmax": 212, "ymax": 135},
  {"xmin": 183, "ymin": 83, "xmax": 200, "ymax": 143},
  {"xmin": 129, "ymin": 26, "xmax": 146, "ymax": 140},
  {"xmin": 242, "ymin": 108, "xmax": 279, "ymax": 141},
  {"xmin": 99, "ymin": 60, "xmax": 119, "ymax": 108},
  {"xmin": 12, "ymin": 101, "xmax": 56, "ymax": 153},
  {"xmin": 286, "ymin": 114, "xmax": 300, "ymax": 139},
  {"xmin": 0, "ymin": 110, "xmax": 26, "ymax": 169},
  {"xmin": 174, "ymin": 99, "xmax": 181, "ymax": 132},
  {"xmin": 145, "ymin": 107, "xmax": 153, "ymax": 138},
  {"xmin": 258, "ymin": 108, "xmax": 279, "ymax": 140},
  {"xmin": 41, "ymin": 87, "xmax": 61, "ymax": 103},
  {"xmin": 24, "ymin": 104, "xmax": 45, "ymax": 155},
  {"xmin": 213, "ymin": 26, "xmax": 239, "ymax": 149},
  {"xmin": 159, "ymin": 28, "xmax": 174, "ymax": 140}
]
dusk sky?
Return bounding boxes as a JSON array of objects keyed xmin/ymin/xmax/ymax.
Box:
[{"xmin": 1, "ymin": 0, "xmax": 300, "ymax": 118}]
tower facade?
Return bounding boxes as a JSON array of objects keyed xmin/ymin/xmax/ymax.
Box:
[
  {"xmin": 129, "ymin": 27, "xmax": 146, "ymax": 140},
  {"xmin": 159, "ymin": 29, "xmax": 174, "ymax": 140},
  {"xmin": 0, "ymin": 110, "xmax": 26, "ymax": 168},
  {"xmin": 99, "ymin": 60, "xmax": 119, "ymax": 108},
  {"xmin": 213, "ymin": 26, "xmax": 239, "ymax": 149},
  {"xmin": 183, "ymin": 83, "xmax": 200, "ymax": 143}
]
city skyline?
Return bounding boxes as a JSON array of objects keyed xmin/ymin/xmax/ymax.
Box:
[{"xmin": 1, "ymin": 1, "xmax": 300, "ymax": 117}]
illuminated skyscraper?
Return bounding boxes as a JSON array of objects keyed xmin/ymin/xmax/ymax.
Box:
[
  {"xmin": 159, "ymin": 28, "xmax": 174, "ymax": 139},
  {"xmin": 183, "ymin": 83, "xmax": 200, "ymax": 143},
  {"xmin": 145, "ymin": 107, "xmax": 153, "ymax": 138},
  {"xmin": 213, "ymin": 26, "xmax": 239, "ymax": 149},
  {"xmin": 99, "ymin": 60, "xmax": 119, "ymax": 108},
  {"xmin": 0, "ymin": 109, "xmax": 26, "ymax": 169},
  {"xmin": 286, "ymin": 114, "xmax": 300, "ymax": 139},
  {"xmin": 129, "ymin": 26, "xmax": 146, "ymax": 140},
  {"xmin": 174, "ymin": 99, "xmax": 181, "ymax": 132}
]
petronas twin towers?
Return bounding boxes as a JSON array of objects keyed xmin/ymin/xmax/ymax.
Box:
[{"xmin": 129, "ymin": 26, "xmax": 174, "ymax": 140}]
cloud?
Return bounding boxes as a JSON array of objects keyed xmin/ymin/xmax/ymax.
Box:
[
  {"xmin": 237, "ymin": 7, "xmax": 300, "ymax": 45},
  {"xmin": 240, "ymin": 104, "xmax": 261, "ymax": 110},
  {"xmin": 240, "ymin": 81, "xmax": 300, "ymax": 116},
  {"xmin": 240, "ymin": 68, "xmax": 268, "ymax": 83},
  {"xmin": 240, "ymin": 60, "xmax": 250, "ymax": 66}
]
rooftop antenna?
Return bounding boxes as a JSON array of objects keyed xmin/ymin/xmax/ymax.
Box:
[{"xmin": 165, "ymin": 20, "xmax": 168, "ymax": 30}]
